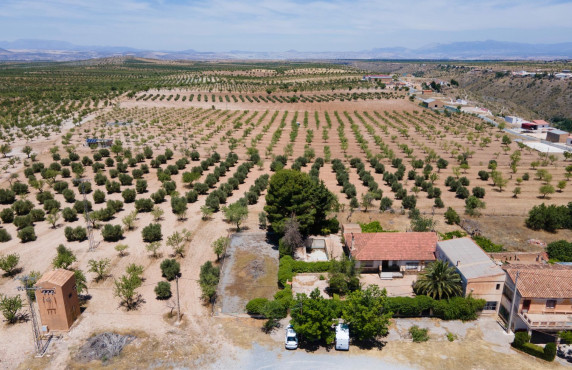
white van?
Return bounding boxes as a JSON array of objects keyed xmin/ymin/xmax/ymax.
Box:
[{"xmin": 335, "ymin": 323, "xmax": 350, "ymax": 351}]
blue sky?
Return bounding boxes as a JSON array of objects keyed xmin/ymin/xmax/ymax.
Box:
[{"xmin": 0, "ymin": 0, "xmax": 571, "ymax": 51}]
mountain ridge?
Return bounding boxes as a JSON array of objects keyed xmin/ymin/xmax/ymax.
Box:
[{"xmin": 1, "ymin": 39, "xmax": 571, "ymax": 61}]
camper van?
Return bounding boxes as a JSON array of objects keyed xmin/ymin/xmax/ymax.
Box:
[{"xmin": 335, "ymin": 323, "xmax": 350, "ymax": 351}]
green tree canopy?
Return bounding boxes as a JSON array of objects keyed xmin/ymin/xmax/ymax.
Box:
[
  {"xmin": 264, "ymin": 170, "xmax": 336, "ymax": 235},
  {"xmin": 414, "ymin": 260, "xmax": 462, "ymax": 299},
  {"xmin": 290, "ymin": 288, "xmax": 341, "ymax": 344},
  {"xmin": 342, "ymin": 285, "xmax": 392, "ymax": 342}
]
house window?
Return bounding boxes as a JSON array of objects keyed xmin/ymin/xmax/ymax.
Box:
[
  {"xmin": 405, "ymin": 262, "xmax": 419, "ymax": 270},
  {"xmin": 496, "ymin": 284, "xmax": 501, "ymax": 290},
  {"xmin": 484, "ymin": 301, "xmax": 498, "ymax": 311},
  {"xmin": 361, "ymin": 261, "xmax": 374, "ymax": 268},
  {"xmin": 546, "ymin": 300, "xmax": 556, "ymax": 309}
]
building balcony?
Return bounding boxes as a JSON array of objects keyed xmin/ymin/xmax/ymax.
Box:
[{"xmin": 519, "ymin": 312, "xmax": 572, "ymax": 330}]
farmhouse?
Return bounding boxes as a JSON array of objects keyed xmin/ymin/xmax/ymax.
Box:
[
  {"xmin": 545, "ymin": 129, "xmax": 569, "ymax": 143},
  {"xmin": 500, "ymin": 264, "xmax": 572, "ymax": 334},
  {"xmin": 35, "ymin": 269, "xmax": 81, "ymax": 332},
  {"xmin": 436, "ymin": 238, "xmax": 505, "ymax": 313},
  {"xmin": 521, "ymin": 120, "xmax": 550, "ymax": 131},
  {"xmin": 504, "ymin": 116, "xmax": 526, "ymax": 125},
  {"xmin": 344, "ymin": 232, "xmax": 437, "ymax": 273}
]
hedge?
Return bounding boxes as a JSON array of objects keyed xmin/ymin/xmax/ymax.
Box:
[
  {"xmin": 512, "ymin": 332, "xmax": 555, "ymax": 361},
  {"xmin": 386, "ymin": 295, "xmax": 485, "ymax": 321},
  {"xmin": 278, "ymin": 256, "xmax": 332, "ymax": 288}
]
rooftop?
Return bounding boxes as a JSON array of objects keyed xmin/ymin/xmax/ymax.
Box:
[
  {"xmin": 437, "ymin": 238, "xmax": 504, "ymax": 279},
  {"xmin": 548, "ymin": 129, "xmax": 568, "ymax": 135},
  {"xmin": 532, "ymin": 120, "xmax": 549, "ymax": 125},
  {"xmin": 344, "ymin": 232, "xmax": 437, "ymax": 261},
  {"xmin": 37, "ymin": 269, "xmax": 75, "ymax": 287},
  {"xmin": 503, "ymin": 264, "xmax": 572, "ymax": 299}
]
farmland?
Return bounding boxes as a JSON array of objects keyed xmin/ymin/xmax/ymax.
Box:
[{"xmin": 0, "ymin": 59, "xmax": 571, "ymax": 367}]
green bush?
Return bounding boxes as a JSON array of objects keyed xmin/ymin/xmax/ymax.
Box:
[
  {"xmin": 246, "ymin": 297, "xmax": 269, "ymax": 315},
  {"xmin": 473, "ymin": 236, "xmax": 503, "ymax": 253},
  {"xmin": 142, "ymin": 223, "xmax": 162, "ymax": 242},
  {"xmin": 432, "ymin": 296, "xmax": 485, "ymax": 320},
  {"xmin": 359, "ymin": 221, "xmax": 384, "ymax": 233},
  {"xmin": 386, "ymin": 296, "xmax": 434, "ymax": 317},
  {"xmin": 546, "ymin": 240, "xmax": 572, "ymax": 262},
  {"xmin": 160, "ymin": 259, "xmax": 180, "ymax": 281},
  {"xmin": 1, "ymin": 208, "xmax": 14, "ymax": 223},
  {"xmin": 410, "ymin": 325, "xmax": 429, "ymax": 342},
  {"xmin": 17, "ymin": 226, "xmax": 36, "ymax": 242},
  {"xmin": 101, "ymin": 224, "xmax": 123, "ymax": 242},
  {"xmin": 543, "ymin": 342, "xmax": 556, "ymax": 361},
  {"xmin": 0, "ymin": 228, "xmax": 11, "ymax": 242},
  {"xmin": 154, "ymin": 281, "xmax": 172, "ymax": 300}
]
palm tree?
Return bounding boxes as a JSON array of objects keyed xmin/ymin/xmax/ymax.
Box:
[{"xmin": 414, "ymin": 260, "xmax": 462, "ymax": 299}]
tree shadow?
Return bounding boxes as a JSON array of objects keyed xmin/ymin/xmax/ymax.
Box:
[
  {"xmin": 352, "ymin": 338, "xmax": 387, "ymax": 351},
  {"xmin": 298, "ymin": 340, "xmax": 331, "ymax": 353},
  {"xmin": 2, "ymin": 267, "xmax": 23, "ymax": 278}
]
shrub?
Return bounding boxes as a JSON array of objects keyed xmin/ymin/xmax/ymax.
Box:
[
  {"xmin": 135, "ymin": 198, "xmax": 154, "ymax": 212},
  {"xmin": 136, "ymin": 179, "xmax": 147, "ymax": 193},
  {"xmin": 101, "ymin": 224, "xmax": 123, "ymax": 242},
  {"xmin": 473, "ymin": 236, "xmax": 503, "ymax": 252},
  {"xmin": 13, "ymin": 215, "xmax": 33, "ymax": 229},
  {"xmin": 150, "ymin": 189, "xmax": 167, "ymax": 203},
  {"xmin": 410, "ymin": 326, "xmax": 429, "ymax": 342},
  {"xmin": 246, "ymin": 297, "xmax": 270, "ymax": 315},
  {"xmin": 142, "ymin": 223, "xmax": 162, "ymax": 242},
  {"xmin": 62, "ymin": 207, "xmax": 78, "ymax": 222},
  {"xmin": 154, "ymin": 281, "xmax": 172, "ymax": 300},
  {"xmin": 43, "ymin": 199, "xmax": 61, "ymax": 213},
  {"xmin": 64, "ymin": 226, "xmax": 87, "ymax": 242},
  {"xmin": 160, "ymin": 259, "xmax": 180, "ymax": 281},
  {"xmin": 93, "ymin": 189, "xmax": 106, "ymax": 204},
  {"xmin": 472, "ymin": 187, "xmax": 486, "ymax": 198},
  {"xmin": 544, "ymin": 342, "xmax": 556, "ymax": 361},
  {"xmin": 29, "ymin": 209, "xmax": 45, "ymax": 222},
  {"xmin": 0, "ymin": 228, "xmax": 11, "ymax": 242},
  {"xmin": 12, "ymin": 200, "xmax": 34, "ymax": 215},
  {"xmin": 12, "ymin": 182, "xmax": 29, "ymax": 195},
  {"xmin": 0, "ymin": 189, "xmax": 15, "ymax": 205},
  {"xmin": 546, "ymin": 240, "xmax": 572, "ymax": 262},
  {"xmin": 17, "ymin": 226, "xmax": 36, "ymax": 242},
  {"xmin": 1, "ymin": 208, "xmax": 14, "ymax": 223},
  {"xmin": 122, "ymin": 189, "xmax": 137, "ymax": 203},
  {"xmin": 74, "ymin": 200, "xmax": 92, "ymax": 214},
  {"xmin": 359, "ymin": 221, "xmax": 384, "ymax": 233}
]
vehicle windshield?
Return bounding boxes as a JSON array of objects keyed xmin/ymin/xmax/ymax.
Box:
[{"xmin": 287, "ymin": 336, "xmax": 297, "ymax": 341}]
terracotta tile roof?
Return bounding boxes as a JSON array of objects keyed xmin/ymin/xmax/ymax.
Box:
[
  {"xmin": 503, "ymin": 264, "xmax": 572, "ymax": 299},
  {"xmin": 344, "ymin": 232, "xmax": 437, "ymax": 261},
  {"xmin": 37, "ymin": 269, "xmax": 75, "ymax": 287}
]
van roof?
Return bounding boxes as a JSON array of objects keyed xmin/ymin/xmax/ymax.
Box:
[{"xmin": 336, "ymin": 324, "xmax": 349, "ymax": 339}]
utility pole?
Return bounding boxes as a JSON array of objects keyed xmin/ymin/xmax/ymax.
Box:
[
  {"xmin": 175, "ymin": 275, "xmax": 181, "ymax": 323},
  {"xmin": 506, "ymin": 271, "xmax": 519, "ymax": 334},
  {"xmin": 17, "ymin": 276, "xmax": 50, "ymax": 356}
]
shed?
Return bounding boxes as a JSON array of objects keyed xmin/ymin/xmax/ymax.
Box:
[
  {"xmin": 35, "ymin": 269, "xmax": 81, "ymax": 332},
  {"xmin": 546, "ymin": 129, "xmax": 569, "ymax": 143},
  {"xmin": 436, "ymin": 238, "xmax": 505, "ymax": 312}
]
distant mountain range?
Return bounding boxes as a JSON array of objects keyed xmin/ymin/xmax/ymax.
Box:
[{"xmin": 0, "ymin": 39, "xmax": 571, "ymax": 61}]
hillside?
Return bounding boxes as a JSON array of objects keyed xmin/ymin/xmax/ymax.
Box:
[{"xmin": 456, "ymin": 72, "xmax": 572, "ymax": 122}]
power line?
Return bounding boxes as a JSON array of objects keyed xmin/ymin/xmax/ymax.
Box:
[{"xmin": 16, "ymin": 276, "xmax": 51, "ymax": 357}]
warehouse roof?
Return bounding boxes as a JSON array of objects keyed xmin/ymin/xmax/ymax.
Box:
[{"xmin": 437, "ymin": 238, "xmax": 504, "ymax": 280}]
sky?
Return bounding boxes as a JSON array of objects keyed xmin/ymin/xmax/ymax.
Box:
[{"xmin": 0, "ymin": 0, "xmax": 571, "ymax": 51}]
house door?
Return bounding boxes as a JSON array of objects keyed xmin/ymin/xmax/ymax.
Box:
[
  {"xmin": 382, "ymin": 260, "xmax": 389, "ymax": 271},
  {"xmin": 522, "ymin": 300, "xmax": 531, "ymax": 312}
]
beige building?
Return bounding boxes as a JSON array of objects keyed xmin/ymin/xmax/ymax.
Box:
[
  {"xmin": 501, "ymin": 264, "xmax": 572, "ymax": 334},
  {"xmin": 35, "ymin": 269, "xmax": 81, "ymax": 332},
  {"xmin": 436, "ymin": 238, "xmax": 505, "ymax": 313}
]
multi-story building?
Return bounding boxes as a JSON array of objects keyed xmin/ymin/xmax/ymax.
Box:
[{"xmin": 501, "ymin": 264, "xmax": 572, "ymax": 334}]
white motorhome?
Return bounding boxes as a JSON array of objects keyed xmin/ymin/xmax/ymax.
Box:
[{"xmin": 335, "ymin": 323, "xmax": 350, "ymax": 351}]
